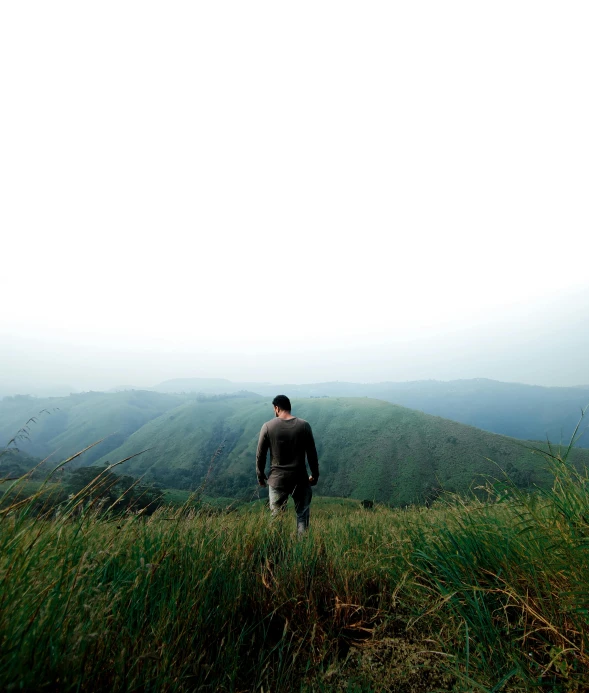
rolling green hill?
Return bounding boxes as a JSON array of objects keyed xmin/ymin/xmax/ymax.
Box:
[
  {"xmin": 94, "ymin": 396, "xmax": 589, "ymax": 506},
  {"xmin": 4, "ymin": 391, "xmax": 588, "ymax": 506},
  {"xmin": 0, "ymin": 391, "xmax": 185, "ymax": 465},
  {"xmin": 150, "ymin": 377, "xmax": 589, "ymax": 446},
  {"xmin": 6, "ymin": 378, "xmax": 589, "ymax": 454}
]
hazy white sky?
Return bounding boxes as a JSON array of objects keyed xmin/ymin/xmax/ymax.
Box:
[{"xmin": 1, "ymin": 1, "xmax": 588, "ymax": 390}]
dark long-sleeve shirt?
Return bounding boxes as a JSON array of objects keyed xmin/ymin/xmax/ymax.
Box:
[{"xmin": 256, "ymin": 417, "xmax": 319, "ymax": 489}]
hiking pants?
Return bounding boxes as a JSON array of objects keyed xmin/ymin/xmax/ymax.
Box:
[{"xmin": 268, "ymin": 483, "xmax": 312, "ymax": 535}]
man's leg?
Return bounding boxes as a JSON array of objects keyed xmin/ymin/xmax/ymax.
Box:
[
  {"xmin": 292, "ymin": 484, "xmax": 312, "ymax": 535},
  {"xmin": 268, "ymin": 485, "xmax": 289, "ymax": 517}
]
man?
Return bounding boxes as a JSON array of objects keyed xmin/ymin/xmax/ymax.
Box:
[{"xmin": 256, "ymin": 395, "xmax": 319, "ymax": 534}]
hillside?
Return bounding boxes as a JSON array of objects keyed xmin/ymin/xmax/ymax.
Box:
[
  {"xmin": 5, "ymin": 379, "xmax": 589, "ymax": 449},
  {"xmin": 5, "ymin": 390, "xmax": 588, "ymax": 507},
  {"xmin": 150, "ymin": 377, "xmax": 589, "ymax": 446},
  {"xmin": 0, "ymin": 448, "xmax": 43, "ymax": 480},
  {"xmin": 0, "ymin": 391, "xmax": 185, "ymax": 465},
  {"xmin": 293, "ymin": 379, "xmax": 589, "ymax": 445},
  {"xmin": 94, "ymin": 396, "xmax": 589, "ymax": 506}
]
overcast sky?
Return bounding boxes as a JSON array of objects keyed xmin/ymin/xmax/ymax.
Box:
[{"xmin": 1, "ymin": 1, "xmax": 588, "ymax": 393}]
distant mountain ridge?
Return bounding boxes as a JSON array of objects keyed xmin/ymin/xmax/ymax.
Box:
[
  {"xmin": 4, "ymin": 379, "xmax": 589, "ymax": 461},
  {"xmin": 150, "ymin": 377, "xmax": 273, "ymax": 394},
  {"xmin": 150, "ymin": 377, "xmax": 589, "ymax": 446}
]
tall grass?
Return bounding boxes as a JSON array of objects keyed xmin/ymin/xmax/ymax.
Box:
[{"xmin": 1, "ymin": 440, "xmax": 588, "ymax": 690}]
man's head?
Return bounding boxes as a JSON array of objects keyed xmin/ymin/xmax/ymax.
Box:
[{"xmin": 272, "ymin": 394, "xmax": 291, "ymax": 416}]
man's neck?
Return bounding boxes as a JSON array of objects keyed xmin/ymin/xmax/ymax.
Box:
[{"xmin": 277, "ymin": 411, "xmax": 295, "ymax": 420}]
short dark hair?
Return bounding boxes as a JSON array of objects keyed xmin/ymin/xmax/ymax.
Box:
[{"xmin": 272, "ymin": 395, "xmax": 291, "ymax": 412}]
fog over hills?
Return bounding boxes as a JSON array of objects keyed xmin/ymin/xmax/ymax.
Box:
[
  {"xmin": 2, "ymin": 378, "xmax": 588, "ymax": 461},
  {"xmin": 148, "ymin": 377, "xmax": 589, "ymax": 446},
  {"xmin": 2, "ymin": 286, "xmax": 589, "ymax": 396}
]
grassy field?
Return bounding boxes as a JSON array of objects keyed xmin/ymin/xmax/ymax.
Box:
[{"xmin": 1, "ymin": 450, "xmax": 588, "ymax": 691}]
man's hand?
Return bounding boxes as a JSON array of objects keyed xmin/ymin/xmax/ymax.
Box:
[
  {"xmin": 258, "ymin": 479, "xmax": 267, "ymax": 487},
  {"xmin": 309, "ymin": 476, "xmax": 318, "ymax": 486}
]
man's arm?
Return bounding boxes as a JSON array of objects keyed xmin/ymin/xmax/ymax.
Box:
[
  {"xmin": 305, "ymin": 422, "xmax": 319, "ymax": 483},
  {"xmin": 256, "ymin": 423, "xmax": 269, "ymax": 485}
]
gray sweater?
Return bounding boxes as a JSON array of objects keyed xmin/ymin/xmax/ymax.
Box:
[{"xmin": 256, "ymin": 417, "xmax": 319, "ymax": 489}]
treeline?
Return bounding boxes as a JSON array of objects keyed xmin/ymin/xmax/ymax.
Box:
[{"xmin": 1, "ymin": 456, "xmax": 163, "ymax": 516}]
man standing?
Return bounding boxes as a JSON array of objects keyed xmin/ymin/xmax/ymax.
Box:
[{"xmin": 256, "ymin": 395, "xmax": 319, "ymax": 534}]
